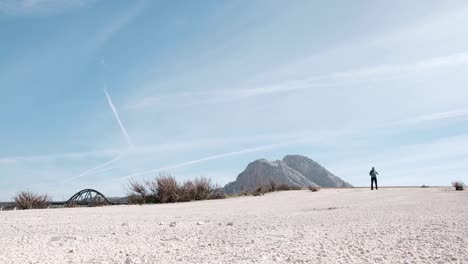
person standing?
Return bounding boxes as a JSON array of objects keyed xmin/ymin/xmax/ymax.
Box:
[{"xmin": 369, "ymin": 167, "xmax": 379, "ymax": 190}]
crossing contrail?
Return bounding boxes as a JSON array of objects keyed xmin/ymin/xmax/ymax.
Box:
[
  {"xmin": 68, "ymin": 89, "xmax": 133, "ymax": 183},
  {"xmin": 104, "ymin": 89, "xmax": 134, "ymax": 148}
]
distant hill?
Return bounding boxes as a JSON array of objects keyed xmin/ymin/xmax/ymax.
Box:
[{"xmin": 224, "ymin": 155, "xmax": 352, "ymax": 194}]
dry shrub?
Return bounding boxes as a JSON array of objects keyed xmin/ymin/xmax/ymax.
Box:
[
  {"xmin": 308, "ymin": 186, "xmax": 320, "ymax": 192},
  {"xmin": 127, "ymin": 194, "xmax": 147, "ymax": 204},
  {"xmin": 178, "ymin": 180, "xmax": 196, "ymax": 202},
  {"xmin": 269, "ymin": 181, "xmax": 277, "ymax": 192},
  {"xmin": 14, "ymin": 191, "xmax": 51, "ymax": 209},
  {"xmin": 253, "ymin": 187, "xmax": 265, "ymax": 196},
  {"xmin": 192, "ymin": 177, "xmax": 213, "ymax": 200},
  {"xmin": 178, "ymin": 177, "xmax": 225, "ymax": 201},
  {"xmin": 276, "ymin": 184, "xmax": 301, "ymax": 191},
  {"xmin": 127, "ymin": 173, "xmax": 225, "ymax": 204},
  {"xmin": 156, "ymin": 173, "xmax": 179, "ymax": 203},
  {"xmin": 127, "ymin": 173, "xmax": 181, "ymax": 203},
  {"xmin": 452, "ymin": 181, "xmax": 464, "ymax": 191},
  {"xmin": 128, "ymin": 179, "xmax": 149, "ymax": 197},
  {"xmin": 145, "ymin": 179, "xmax": 159, "ymax": 199},
  {"xmin": 208, "ymin": 187, "xmax": 226, "ymax": 200},
  {"xmin": 247, "ymin": 183, "xmax": 302, "ymax": 196},
  {"xmin": 240, "ymin": 186, "xmax": 249, "ymax": 196},
  {"xmin": 246, "ymin": 183, "xmax": 303, "ymax": 196},
  {"xmin": 127, "ymin": 178, "xmax": 158, "ymax": 204},
  {"xmin": 275, "ymin": 184, "xmax": 291, "ymax": 191}
]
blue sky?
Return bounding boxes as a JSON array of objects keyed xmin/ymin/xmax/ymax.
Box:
[{"xmin": 1, "ymin": 0, "xmax": 468, "ymax": 200}]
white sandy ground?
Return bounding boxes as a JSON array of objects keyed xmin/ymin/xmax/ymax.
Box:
[{"xmin": 0, "ymin": 188, "xmax": 467, "ymax": 264}]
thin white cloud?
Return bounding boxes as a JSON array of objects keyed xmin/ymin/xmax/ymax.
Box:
[
  {"xmin": 117, "ymin": 106, "xmax": 468, "ymax": 180},
  {"xmin": 0, "ymin": 158, "xmax": 17, "ymax": 164},
  {"xmin": 118, "ymin": 143, "xmax": 284, "ymax": 180},
  {"xmin": 130, "ymin": 52, "xmax": 468, "ymax": 109},
  {"xmin": 66, "ymin": 153, "xmax": 124, "ymax": 182},
  {"xmin": 384, "ymin": 108, "xmax": 468, "ymax": 127},
  {"xmin": 0, "ymin": 0, "xmax": 94, "ymax": 15},
  {"xmin": 326, "ymin": 53, "xmax": 468, "ymax": 80},
  {"xmin": 91, "ymin": 2, "xmax": 144, "ymax": 50},
  {"xmin": 0, "ymin": 132, "xmax": 304, "ymax": 166},
  {"xmin": 105, "ymin": 90, "xmax": 134, "ymax": 148},
  {"xmin": 85, "ymin": 164, "xmax": 118, "ymax": 176},
  {"xmin": 0, "ymin": 148, "xmax": 120, "ymax": 164},
  {"xmin": 2, "ymin": 107, "xmax": 467, "ymax": 166}
]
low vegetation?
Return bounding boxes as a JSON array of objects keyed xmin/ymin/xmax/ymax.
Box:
[
  {"xmin": 308, "ymin": 186, "xmax": 321, "ymax": 192},
  {"xmin": 268, "ymin": 181, "xmax": 302, "ymax": 192},
  {"xmin": 127, "ymin": 173, "xmax": 225, "ymax": 204},
  {"xmin": 452, "ymin": 181, "xmax": 464, "ymax": 191},
  {"xmin": 251, "ymin": 181, "xmax": 302, "ymax": 196},
  {"xmin": 13, "ymin": 191, "xmax": 51, "ymax": 209}
]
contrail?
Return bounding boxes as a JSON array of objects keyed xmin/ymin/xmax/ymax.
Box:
[
  {"xmin": 66, "ymin": 153, "xmax": 124, "ymax": 183},
  {"xmin": 118, "ymin": 143, "xmax": 283, "ymax": 180},
  {"xmin": 66, "ymin": 89, "xmax": 133, "ymax": 183},
  {"xmin": 104, "ymin": 89, "xmax": 134, "ymax": 148}
]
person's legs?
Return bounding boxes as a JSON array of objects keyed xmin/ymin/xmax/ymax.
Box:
[
  {"xmin": 375, "ymin": 177, "xmax": 378, "ymax": 190},
  {"xmin": 371, "ymin": 177, "xmax": 375, "ymax": 190}
]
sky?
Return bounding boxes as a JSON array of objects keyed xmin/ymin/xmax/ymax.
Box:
[{"xmin": 1, "ymin": 0, "xmax": 468, "ymax": 201}]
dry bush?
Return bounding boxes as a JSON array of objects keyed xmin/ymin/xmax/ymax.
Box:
[
  {"xmin": 156, "ymin": 173, "xmax": 179, "ymax": 203},
  {"xmin": 290, "ymin": 185, "xmax": 302, "ymax": 190},
  {"xmin": 240, "ymin": 186, "xmax": 250, "ymax": 196},
  {"xmin": 208, "ymin": 187, "xmax": 226, "ymax": 200},
  {"xmin": 128, "ymin": 179, "xmax": 149, "ymax": 197},
  {"xmin": 253, "ymin": 187, "xmax": 265, "ymax": 196},
  {"xmin": 180, "ymin": 177, "xmax": 224, "ymax": 200},
  {"xmin": 193, "ymin": 177, "xmax": 213, "ymax": 200},
  {"xmin": 127, "ymin": 179, "xmax": 158, "ymax": 204},
  {"xmin": 452, "ymin": 181, "xmax": 464, "ymax": 191},
  {"xmin": 308, "ymin": 186, "xmax": 321, "ymax": 192},
  {"xmin": 275, "ymin": 184, "xmax": 290, "ymax": 191},
  {"xmin": 275, "ymin": 184, "xmax": 301, "ymax": 191},
  {"xmin": 13, "ymin": 191, "xmax": 51, "ymax": 209},
  {"xmin": 127, "ymin": 173, "xmax": 225, "ymax": 204},
  {"xmin": 269, "ymin": 181, "xmax": 277, "ymax": 192},
  {"xmin": 128, "ymin": 173, "xmax": 181, "ymax": 204},
  {"xmin": 246, "ymin": 183, "xmax": 303, "ymax": 197},
  {"xmin": 178, "ymin": 180, "xmax": 196, "ymax": 202},
  {"xmin": 127, "ymin": 194, "xmax": 146, "ymax": 204},
  {"xmin": 127, "ymin": 178, "xmax": 159, "ymax": 204},
  {"xmin": 145, "ymin": 179, "xmax": 159, "ymax": 199}
]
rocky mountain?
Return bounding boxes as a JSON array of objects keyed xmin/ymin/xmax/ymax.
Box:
[{"xmin": 224, "ymin": 155, "xmax": 352, "ymax": 194}]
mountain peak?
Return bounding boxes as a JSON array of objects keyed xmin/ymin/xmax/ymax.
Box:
[{"xmin": 224, "ymin": 155, "xmax": 352, "ymax": 194}]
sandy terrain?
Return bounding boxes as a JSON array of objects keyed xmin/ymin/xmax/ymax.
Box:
[{"xmin": 0, "ymin": 188, "xmax": 467, "ymax": 264}]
